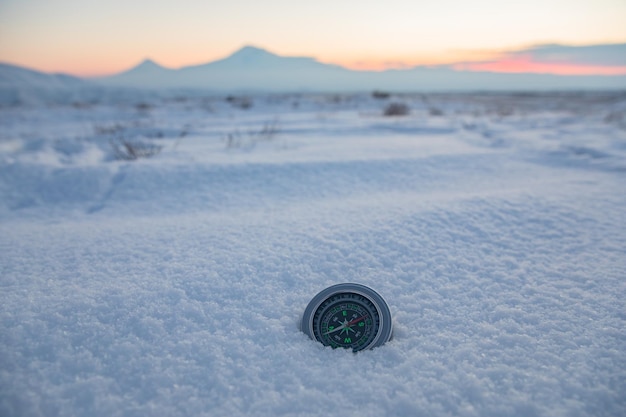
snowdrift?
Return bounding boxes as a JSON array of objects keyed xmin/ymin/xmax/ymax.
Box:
[{"xmin": 1, "ymin": 92, "xmax": 625, "ymax": 416}]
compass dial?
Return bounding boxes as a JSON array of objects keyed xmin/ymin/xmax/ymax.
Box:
[{"xmin": 301, "ymin": 283, "xmax": 393, "ymax": 352}]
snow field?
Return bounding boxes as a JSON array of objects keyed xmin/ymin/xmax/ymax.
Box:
[{"xmin": 1, "ymin": 92, "xmax": 625, "ymax": 416}]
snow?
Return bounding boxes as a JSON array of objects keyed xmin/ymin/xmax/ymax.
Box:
[{"xmin": 1, "ymin": 92, "xmax": 625, "ymax": 417}]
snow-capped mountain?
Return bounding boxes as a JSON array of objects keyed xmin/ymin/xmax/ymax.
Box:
[
  {"xmin": 99, "ymin": 58, "xmax": 174, "ymax": 88},
  {"xmin": 187, "ymin": 45, "xmax": 338, "ymax": 71},
  {"xmin": 95, "ymin": 45, "xmax": 626, "ymax": 91},
  {"xmin": 97, "ymin": 45, "xmax": 352, "ymax": 90},
  {"xmin": 2, "ymin": 45, "xmax": 626, "ymax": 99}
]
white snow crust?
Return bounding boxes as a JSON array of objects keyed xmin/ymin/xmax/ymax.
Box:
[{"xmin": 1, "ymin": 92, "xmax": 625, "ymax": 417}]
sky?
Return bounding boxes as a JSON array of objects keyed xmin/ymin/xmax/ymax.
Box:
[{"xmin": 0, "ymin": 0, "xmax": 625, "ymax": 77}]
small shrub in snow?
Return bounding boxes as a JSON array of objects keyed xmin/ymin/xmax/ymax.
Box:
[
  {"xmin": 226, "ymin": 96, "xmax": 253, "ymax": 110},
  {"xmin": 252, "ymin": 118, "xmax": 280, "ymax": 141},
  {"xmin": 372, "ymin": 90, "xmax": 391, "ymax": 99},
  {"xmin": 224, "ymin": 118, "xmax": 280, "ymax": 149},
  {"xmin": 429, "ymin": 107, "xmax": 444, "ymax": 116},
  {"xmin": 135, "ymin": 102, "xmax": 153, "ymax": 112},
  {"xmin": 604, "ymin": 111, "xmax": 625, "ymax": 129},
  {"xmin": 94, "ymin": 123, "xmax": 126, "ymax": 135},
  {"xmin": 383, "ymin": 102, "xmax": 410, "ymax": 116},
  {"xmin": 110, "ymin": 138, "xmax": 162, "ymax": 161}
]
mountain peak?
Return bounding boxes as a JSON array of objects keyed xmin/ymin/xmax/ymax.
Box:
[
  {"xmin": 135, "ymin": 58, "xmax": 164, "ymax": 70},
  {"xmin": 224, "ymin": 45, "xmax": 280, "ymax": 64},
  {"xmin": 231, "ymin": 45, "xmax": 276, "ymax": 58},
  {"xmin": 107, "ymin": 58, "xmax": 170, "ymax": 81}
]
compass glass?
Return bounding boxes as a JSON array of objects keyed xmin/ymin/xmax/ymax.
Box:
[
  {"xmin": 313, "ymin": 292, "xmax": 380, "ymax": 351},
  {"xmin": 301, "ymin": 283, "xmax": 393, "ymax": 352}
]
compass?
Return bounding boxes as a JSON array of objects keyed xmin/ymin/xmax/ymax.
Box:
[{"xmin": 301, "ymin": 283, "xmax": 393, "ymax": 352}]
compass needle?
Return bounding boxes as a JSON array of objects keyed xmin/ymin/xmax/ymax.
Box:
[{"xmin": 322, "ymin": 324, "xmax": 345, "ymax": 335}]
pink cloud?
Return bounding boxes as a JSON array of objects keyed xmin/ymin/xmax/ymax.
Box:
[{"xmin": 454, "ymin": 44, "xmax": 626, "ymax": 75}]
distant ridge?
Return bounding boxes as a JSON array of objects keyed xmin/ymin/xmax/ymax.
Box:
[
  {"xmin": 0, "ymin": 62, "xmax": 86, "ymax": 89},
  {"xmin": 105, "ymin": 58, "xmax": 173, "ymax": 87},
  {"xmin": 208, "ymin": 45, "xmax": 288, "ymax": 66},
  {"xmin": 93, "ymin": 44, "xmax": 626, "ymax": 91},
  {"xmin": 129, "ymin": 58, "xmax": 168, "ymax": 72},
  {"xmin": 96, "ymin": 45, "xmax": 351, "ymax": 90},
  {"xmin": 0, "ymin": 61, "xmax": 94, "ymax": 105},
  {"xmin": 2, "ymin": 44, "xmax": 626, "ymax": 97}
]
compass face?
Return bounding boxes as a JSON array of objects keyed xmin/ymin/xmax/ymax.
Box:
[{"xmin": 301, "ymin": 283, "xmax": 393, "ymax": 352}]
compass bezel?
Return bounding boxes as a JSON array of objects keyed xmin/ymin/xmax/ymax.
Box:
[{"xmin": 301, "ymin": 283, "xmax": 393, "ymax": 352}]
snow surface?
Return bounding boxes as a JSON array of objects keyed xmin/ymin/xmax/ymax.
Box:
[{"xmin": 1, "ymin": 92, "xmax": 626, "ymax": 417}]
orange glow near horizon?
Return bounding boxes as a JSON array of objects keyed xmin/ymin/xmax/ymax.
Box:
[
  {"xmin": 456, "ymin": 55, "xmax": 626, "ymax": 76},
  {"xmin": 318, "ymin": 48, "xmax": 506, "ymax": 72},
  {"xmin": 7, "ymin": 49, "xmax": 626, "ymax": 78},
  {"xmin": 29, "ymin": 46, "xmax": 626, "ymax": 78},
  {"xmin": 324, "ymin": 57, "xmax": 460, "ymax": 72},
  {"xmin": 58, "ymin": 63, "xmax": 133, "ymax": 78},
  {"xmin": 20, "ymin": 50, "xmax": 496, "ymax": 77},
  {"xmin": 50, "ymin": 47, "xmax": 493, "ymax": 77},
  {"xmin": 328, "ymin": 60, "xmax": 413, "ymax": 72}
]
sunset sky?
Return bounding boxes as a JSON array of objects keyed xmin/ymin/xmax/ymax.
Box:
[{"xmin": 1, "ymin": 0, "xmax": 625, "ymax": 77}]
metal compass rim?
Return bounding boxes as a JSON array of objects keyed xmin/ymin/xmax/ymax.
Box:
[{"xmin": 301, "ymin": 283, "xmax": 393, "ymax": 351}]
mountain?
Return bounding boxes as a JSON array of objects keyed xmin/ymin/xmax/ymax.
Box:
[
  {"xmin": 0, "ymin": 62, "xmax": 86, "ymax": 90},
  {"xmin": 96, "ymin": 45, "xmax": 352, "ymax": 90},
  {"xmin": 0, "ymin": 62, "xmax": 94, "ymax": 105},
  {"xmin": 95, "ymin": 45, "xmax": 626, "ymax": 92},
  {"xmin": 100, "ymin": 58, "xmax": 173, "ymax": 88},
  {"xmin": 188, "ymin": 45, "xmax": 338, "ymax": 71},
  {"xmin": 2, "ymin": 45, "xmax": 626, "ymax": 100}
]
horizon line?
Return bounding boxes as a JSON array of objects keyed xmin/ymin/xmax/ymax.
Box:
[{"xmin": 3, "ymin": 41, "xmax": 626, "ymax": 78}]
